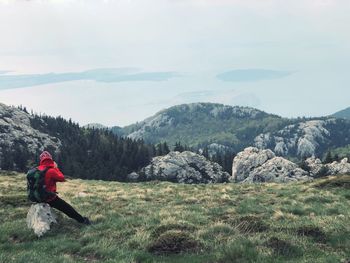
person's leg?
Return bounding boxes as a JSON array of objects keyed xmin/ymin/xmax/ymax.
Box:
[{"xmin": 47, "ymin": 196, "xmax": 86, "ymax": 223}]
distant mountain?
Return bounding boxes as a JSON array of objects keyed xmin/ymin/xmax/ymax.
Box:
[
  {"xmin": 121, "ymin": 103, "xmax": 291, "ymax": 152},
  {"xmin": 332, "ymin": 107, "xmax": 350, "ymax": 120},
  {"xmin": 110, "ymin": 102, "xmax": 350, "ymax": 160},
  {"xmin": 110, "ymin": 126, "xmax": 125, "ymax": 137}
]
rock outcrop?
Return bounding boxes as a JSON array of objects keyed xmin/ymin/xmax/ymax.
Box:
[
  {"xmin": 0, "ymin": 103, "xmax": 61, "ymax": 157},
  {"xmin": 254, "ymin": 120, "xmax": 334, "ymax": 158},
  {"xmin": 130, "ymin": 151, "xmax": 230, "ymax": 183},
  {"xmin": 27, "ymin": 203, "xmax": 57, "ymax": 237},
  {"xmin": 305, "ymin": 157, "xmax": 350, "ymax": 177},
  {"xmin": 231, "ymin": 147, "xmax": 311, "ymax": 183}
]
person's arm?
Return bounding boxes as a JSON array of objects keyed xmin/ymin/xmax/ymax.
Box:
[{"xmin": 50, "ymin": 167, "xmax": 65, "ymax": 182}]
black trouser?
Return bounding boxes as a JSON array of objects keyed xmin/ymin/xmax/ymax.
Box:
[{"xmin": 47, "ymin": 196, "xmax": 85, "ymax": 223}]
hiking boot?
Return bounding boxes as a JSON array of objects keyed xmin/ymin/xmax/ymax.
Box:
[{"xmin": 82, "ymin": 217, "xmax": 91, "ymax": 225}]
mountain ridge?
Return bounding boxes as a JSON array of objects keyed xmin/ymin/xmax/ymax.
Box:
[
  {"xmin": 332, "ymin": 107, "xmax": 350, "ymax": 119},
  {"xmin": 83, "ymin": 102, "xmax": 350, "ymax": 160},
  {"xmin": 121, "ymin": 102, "xmax": 289, "ymax": 152}
]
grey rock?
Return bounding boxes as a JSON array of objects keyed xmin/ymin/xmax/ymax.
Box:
[
  {"xmin": 27, "ymin": 203, "xmax": 57, "ymax": 237},
  {"xmin": 245, "ymin": 157, "xmax": 310, "ymax": 183},
  {"xmin": 306, "ymin": 157, "xmax": 350, "ymax": 176},
  {"xmin": 231, "ymin": 147, "xmax": 311, "ymax": 183},
  {"xmin": 0, "ymin": 103, "xmax": 61, "ymax": 158},
  {"xmin": 327, "ymin": 158, "xmax": 350, "ymax": 175},
  {"xmin": 254, "ymin": 119, "xmax": 334, "ymax": 158},
  {"xmin": 231, "ymin": 147, "xmax": 276, "ymax": 182},
  {"xmin": 127, "ymin": 172, "xmax": 140, "ymax": 182},
  {"xmin": 140, "ymin": 151, "xmax": 230, "ymax": 183}
]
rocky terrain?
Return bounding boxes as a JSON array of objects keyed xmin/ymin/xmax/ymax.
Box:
[
  {"xmin": 230, "ymin": 147, "xmax": 311, "ymax": 183},
  {"xmin": 97, "ymin": 102, "xmax": 350, "ymax": 160},
  {"xmin": 1, "ymin": 101, "xmax": 350, "ymax": 182},
  {"xmin": 305, "ymin": 157, "xmax": 350, "ymax": 177},
  {"xmin": 0, "ymin": 103, "xmax": 61, "ymax": 153},
  {"xmin": 129, "ymin": 151, "xmax": 230, "ymax": 183},
  {"xmin": 0, "ymin": 103, "xmax": 61, "ymax": 168},
  {"xmin": 254, "ymin": 118, "xmax": 350, "ymax": 159}
]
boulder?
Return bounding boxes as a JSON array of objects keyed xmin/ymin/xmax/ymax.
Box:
[
  {"xmin": 245, "ymin": 157, "xmax": 310, "ymax": 183},
  {"xmin": 231, "ymin": 147, "xmax": 311, "ymax": 183},
  {"xmin": 139, "ymin": 151, "xmax": 230, "ymax": 183},
  {"xmin": 127, "ymin": 172, "xmax": 140, "ymax": 182},
  {"xmin": 231, "ymin": 147, "xmax": 276, "ymax": 182},
  {"xmin": 306, "ymin": 157, "xmax": 350, "ymax": 177},
  {"xmin": 27, "ymin": 203, "xmax": 57, "ymax": 237},
  {"xmin": 327, "ymin": 158, "xmax": 350, "ymax": 175},
  {"xmin": 304, "ymin": 157, "xmax": 324, "ymax": 176}
]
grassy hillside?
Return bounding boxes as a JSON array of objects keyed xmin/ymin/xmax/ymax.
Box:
[
  {"xmin": 0, "ymin": 172, "xmax": 349, "ymax": 263},
  {"xmin": 123, "ymin": 103, "xmax": 290, "ymax": 151}
]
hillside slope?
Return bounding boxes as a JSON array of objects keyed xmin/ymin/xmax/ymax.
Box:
[
  {"xmin": 332, "ymin": 107, "xmax": 350, "ymax": 120},
  {"xmin": 123, "ymin": 103, "xmax": 289, "ymax": 152},
  {"xmin": 254, "ymin": 118, "xmax": 350, "ymax": 158},
  {"xmin": 1, "ymin": 172, "xmax": 349, "ymax": 263},
  {"xmin": 116, "ymin": 103, "xmax": 350, "ymax": 160}
]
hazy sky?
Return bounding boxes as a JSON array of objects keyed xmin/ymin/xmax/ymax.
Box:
[{"xmin": 0, "ymin": 0, "xmax": 349, "ymax": 126}]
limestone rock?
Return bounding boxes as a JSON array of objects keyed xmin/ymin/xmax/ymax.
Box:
[
  {"xmin": 0, "ymin": 103, "xmax": 61, "ymax": 160},
  {"xmin": 140, "ymin": 151, "xmax": 230, "ymax": 183},
  {"xmin": 254, "ymin": 120, "xmax": 334, "ymax": 158},
  {"xmin": 245, "ymin": 157, "xmax": 310, "ymax": 183},
  {"xmin": 27, "ymin": 203, "xmax": 57, "ymax": 237},
  {"xmin": 231, "ymin": 147, "xmax": 276, "ymax": 182},
  {"xmin": 327, "ymin": 158, "xmax": 350, "ymax": 175},
  {"xmin": 306, "ymin": 157, "xmax": 350, "ymax": 177},
  {"xmin": 231, "ymin": 147, "xmax": 311, "ymax": 183}
]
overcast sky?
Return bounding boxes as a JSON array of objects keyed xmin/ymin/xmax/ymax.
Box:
[{"xmin": 0, "ymin": 0, "xmax": 349, "ymax": 126}]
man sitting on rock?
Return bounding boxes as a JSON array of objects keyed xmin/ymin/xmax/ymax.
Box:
[{"xmin": 38, "ymin": 151, "xmax": 91, "ymax": 225}]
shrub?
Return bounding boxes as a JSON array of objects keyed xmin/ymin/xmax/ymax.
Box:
[{"xmin": 230, "ymin": 215, "xmax": 268, "ymax": 233}]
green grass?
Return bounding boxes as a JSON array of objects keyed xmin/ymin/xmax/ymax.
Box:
[{"xmin": 0, "ymin": 173, "xmax": 349, "ymax": 263}]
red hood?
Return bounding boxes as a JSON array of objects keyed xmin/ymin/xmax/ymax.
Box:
[{"xmin": 40, "ymin": 158, "xmax": 55, "ymax": 167}]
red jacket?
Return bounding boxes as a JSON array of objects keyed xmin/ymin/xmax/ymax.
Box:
[{"xmin": 38, "ymin": 159, "xmax": 65, "ymax": 202}]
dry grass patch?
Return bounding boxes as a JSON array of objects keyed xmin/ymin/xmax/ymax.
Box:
[{"xmin": 230, "ymin": 215, "xmax": 269, "ymax": 234}]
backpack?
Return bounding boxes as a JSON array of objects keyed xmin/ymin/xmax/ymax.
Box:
[{"xmin": 27, "ymin": 167, "xmax": 56, "ymax": 203}]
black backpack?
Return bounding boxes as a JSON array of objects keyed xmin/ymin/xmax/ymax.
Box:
[{"xmin": 27, "ymin": 167, "xmax": 56, "ymax": 202}]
